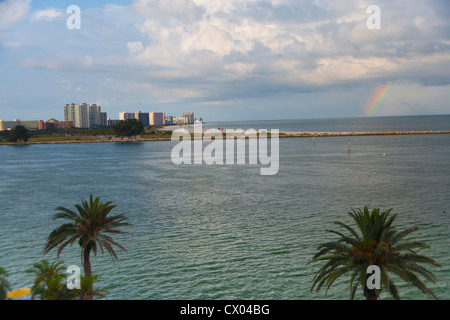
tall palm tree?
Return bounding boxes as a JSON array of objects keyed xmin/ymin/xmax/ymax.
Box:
[
  {"xmin": 44, "ymin": 195, "xmax": 132, "ymax": 280},
  {"xmin": 308, "ymin": 207, "xmax": 441, "ymax": 300}
]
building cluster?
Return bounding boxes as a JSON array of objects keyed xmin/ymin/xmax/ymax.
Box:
[
  {"xmin": 119, "ymin": 110, "xmax": 165, "ymax": 127},
  {"xmin": 64, "ymin": 103, "xmax": 105, "ymax": 128},
  {"xmin": 39, "ymin": 119, "xmax": 72, "ymax": 130},
  {"xmin": 118, "ymin": 110, "xmax": 201, "ymax": 127},
  {"xmin": 0, "ymin": 104, "xmax": 202, "ymax": 131}
]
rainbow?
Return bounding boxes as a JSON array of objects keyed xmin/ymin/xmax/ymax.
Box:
[{"xmin": 364, "ymin": 82, "xmax": 393, "ymax": 116}]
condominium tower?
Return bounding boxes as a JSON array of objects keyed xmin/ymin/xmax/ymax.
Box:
[
  {"xmin": 135, "ymin": 110, "xmax": 150, "ymax": 127},
  {"xmin": 64, "ymin": 103, "xmax": 101, "ymax": 128},
  {"xmin": 182, "ymin": 111, "xmax": 194, "ymax": 124},
  {"xmin": 150, "ymin": 112, "xmax": 165, "ymax": 126},
  {"xmin": 119, "ymin": 111, "xmax": 136, "ymax": 121}
]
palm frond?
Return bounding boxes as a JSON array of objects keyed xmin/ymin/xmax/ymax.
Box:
[{"xmin": 309, "ymin": 207, "xmax": 441, "ymax": 300}]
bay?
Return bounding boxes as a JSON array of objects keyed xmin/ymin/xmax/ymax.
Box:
[{"xmin": 0, "ymin": 115, "xmax": 449, "ymax": 300}]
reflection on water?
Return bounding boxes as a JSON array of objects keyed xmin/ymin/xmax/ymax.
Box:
[{"xmin": 0, "ymin": 126, "xmax": 449, "ymax": 300}]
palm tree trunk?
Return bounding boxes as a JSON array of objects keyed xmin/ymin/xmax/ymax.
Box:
[
  {"xmin": 83, "ymin": 247, "xmax": 94, "ymax": 300},
  {"xmin": 83, "ymin": 248, "xmax": 92, "ymax": 277}
]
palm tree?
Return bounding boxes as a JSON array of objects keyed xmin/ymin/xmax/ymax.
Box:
[
  {"xmin": 76, "ymin": 274, "xmax": 107, "ymax": 300},
  {"xmin": 26, "ymin": 260, "xmax": 71, "ymax": 300},
  {"xmin": 26, "ymin": 260, "xmax": 106, "ymax": 300},
  {"xmin": 308, "ymin": 207, "xmax": 441, "ymax": 300},
  {"xmin": 44, "ymin": 195, "xmax": 132, "ymax": 282}
]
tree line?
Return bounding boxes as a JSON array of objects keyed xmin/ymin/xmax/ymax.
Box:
[{"xmin": 0, "ymin": 125, "xmax": 30, "ymax": 142}]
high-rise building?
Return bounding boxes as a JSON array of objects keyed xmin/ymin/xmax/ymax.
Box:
[
  {"xmin": 64, "ymin": 104, "xmax": 76, "ymax": 124},
  {"xmin": 119, "ymin": 111, "xmax": 135, "ymax": 121},
  {"xmin": 172, "ymin": 117, "xmax": 183, "ymax": 125},
  {"xmin": 87, "ymin": 104, "xmax": 101, "ymax": 128},
  {"xmin": 165, "ymin": 116, "xmax": 173, "ymax": 126},
  {"xmin": 135, "ymin": 110, "xmax": 150, "ymax": 127},
  {"xmin": 75, "ymin": 103, "xmax": 88, "ymax": 128},
  {"xmin": 107, "ymin": 118, "xmax": 120, "ymax": 126},
  {"xmin": 182, "ymin": 111, "xmax": 194, "ymax": 124},
  {"xmin": 100, "ymin": 112, "xmax": 107, "ymax": 127},
  {"xmin": 64, "ymin": 103, "xmax": 100, "ymax": 128},
  {"xmin": 150, "ymin": 112, "xmax": 165, "ymax": 126}
]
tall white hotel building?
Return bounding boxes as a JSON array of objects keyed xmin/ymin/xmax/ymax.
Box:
[{"xmin": 64, "ymin": 103, "xmax": 101, "ymax": 128}]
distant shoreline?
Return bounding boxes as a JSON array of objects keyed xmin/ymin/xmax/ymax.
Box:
[
  {"xmin": 1, "ymin": 130, "xmax": 450, "ymax": 146},
  {"xmin": 279, "ymin": 130, "xmax": 450, "ymax": 137}
]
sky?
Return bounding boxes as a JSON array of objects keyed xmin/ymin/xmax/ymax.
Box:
[{"xmin": 0, "ymin": 0, "xmax": 449, "ymax": 122}]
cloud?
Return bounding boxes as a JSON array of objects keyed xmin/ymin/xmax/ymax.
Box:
[
  {"xmin": 3, "ymin": 0, "xmax": 450, "ymax": 120},
  {"xmin": 3, "ymin": 41, "xmax": 23, "ymax": 48},
  {"xmin": 376, "ymin": 82, "xmax": 450, "ymax": 116},
  {"xmin": 32, "ymin": 8, "xmax": 64, "ymax": 21},
  {"xmin": 126, "ymin": 0, "xmax": 449, "ymax": 95},
  {"xmin": 0, "ymin": 0, "xmax": 31, "ymax": 31},
  {"xmin": 132, "ymin": 0, "xmax": 204, "ymax": 24},
  {"xmin": 127, "ymin": 41, "xmax": 144, "ymax": 55}
]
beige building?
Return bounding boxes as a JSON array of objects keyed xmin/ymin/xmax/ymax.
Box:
[
  {"xmin": 119, "ymin": 111, "xmax": 135, "ymax": 121},
  {"xmin": 150, "ymin": 112, "xmax": 165, "ymax": 126},
  {"xmin": 0, "ymin": 119, "xmax": 39, "ymax": 131}
]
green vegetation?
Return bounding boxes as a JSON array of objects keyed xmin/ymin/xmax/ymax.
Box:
[
  {"xmin": 309, "ymin": 207, "xmax": 441, "ymax": 300},
  {"xmin": 0, "ymin": 127, "xmax": 113, "ymax": 143},
  {"xmin": 3, "ymin": 125, "xmax": 30, "ymax": 142},
  {"xmin": 112, "ymin": 119, "xmax": 144, "ymax": 139},
  {"xmin": 26, "ymin": 260, "xmax": 71, "ymax": 300},
  {"xmin": 29, "ymin": 136, "xmax": 98, "ymax": 143},
  {"xmin": 26, "ymin": 260, "xmax": 105, "ymax": 300},
  {"xmin": 1, "ymin": 195, "xmax": 128, "ymax": 300},
  {"xmin": 0, "ymin": 267, "xmax": 11, "ymax": 300},
  {"xmin": 33, "ymin": 127, "xmax": 115, "ymax": 137},
  {"xmin": 0, "ymin": 125, "xmax": 173, "ymax": 144},
  {"xmin": 140, "ymin": 128, "xmax": 173, "ymax": 139},
  {"xmin": 44, "ymin": 194, "xmax": 132, "ymax": 298}
]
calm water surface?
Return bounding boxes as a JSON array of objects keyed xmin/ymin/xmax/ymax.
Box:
[{"xmin": 0, "ymin": 116, "xmax": 449, "ymax": 300}]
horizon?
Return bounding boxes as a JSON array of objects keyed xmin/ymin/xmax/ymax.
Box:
[
  {"xmin": 3, "ymin": 112, "xmax": 450, "ymax": 125},
  {"xmin": 198, "ymin": 113, "xmax": 450, "ymax": 124},
  {"xmin": 1, "ymin": 1, "xmax": 449, "ymax": 121}
]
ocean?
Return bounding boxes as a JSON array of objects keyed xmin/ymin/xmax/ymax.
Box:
[
  {"xmin": 204, "ymin": 114, "xmax": 450, "ymax": 132},
  {"xmin": 0, "ymin": 115, "xmax": 449, "ymax": 300}
]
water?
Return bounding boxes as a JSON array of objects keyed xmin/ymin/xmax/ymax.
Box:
[
  {"xmin": 205, "ymin": 114, "xmax": 450, "ymax": 132},
  {"xmin": 0, "ymin": 115, "xmax": 449, "ymax": 300}
]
